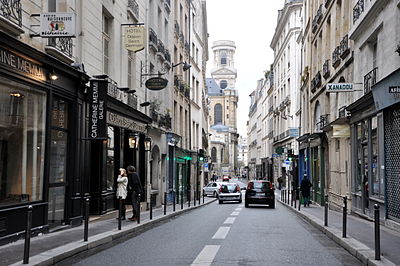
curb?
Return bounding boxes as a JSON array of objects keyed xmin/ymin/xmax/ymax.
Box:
[
  {"xmin": 278, "ymin": 200, "xmax": 395, "ymax": 266},
  {"xmin": 10, "ymin": 199, "xmax": 217, "ymax": 266}
]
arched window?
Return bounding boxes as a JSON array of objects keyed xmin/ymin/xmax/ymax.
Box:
[
  {"xmin": 220, "ymin": 80, "xmax": 227, "ymax": 89},
  {"xmin": 220, "ymin": 50, "xmax": 227, "ymax": 65},
  {"xmin": 211, "ymin": 147, "xmax": 217, "ymax": 162},
  {"xmin": 214, "ymin": 104, "xmax": 222, "ymax": 124},
  {"xmin": 220, "ymin": 148, "xmax": 224, "ymax": 163},
  {"xmin": 314, "ymin": 101, "xmax": 321, "ymax": 132}
]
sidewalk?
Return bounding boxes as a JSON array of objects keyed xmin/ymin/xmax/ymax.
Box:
[
  {"xmin": 1, "ymin": 197, "xmax": 216, "ymax": 266},
  {"xmin": 277, "ymin": 190, "xmax": 400, "ymax": 266}
]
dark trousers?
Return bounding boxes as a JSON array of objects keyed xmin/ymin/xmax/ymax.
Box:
[{"xmin": 130, "ymin": 191, "xmax": 139, "ymax": 218}]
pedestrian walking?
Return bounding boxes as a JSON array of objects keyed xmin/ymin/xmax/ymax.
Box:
[
  {"xmin": 127, "ymin": 165, "xmax": 143, "ymax": 221},
  {"xmin": 300, "ymin": 175, "xmax": 312, "ymax": 207},
  {"xmin": 116, "ymin": 168, "xmax": 128, "ymax": 220}
]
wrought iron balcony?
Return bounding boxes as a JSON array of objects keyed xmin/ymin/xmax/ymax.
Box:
[
  {"xmin": 157, "ymin": 39, "xmax": 165, "ymax": 55},
  {"xmin": 323, "ymin": 59, "xmax": 330, "ymax": 79},
  {"xmin": 268, "ymin": 106, "xmax": 274, "ymax": 113},
  {"xmin": 332, "ymin": 46, "xmax": 341, "ymax": 68},
  {"xmin": 128, "ymin": 94, "xmax": 138, "ymax": 110},
  {"xmin": 317, "ymin": 114, "xmax": 329, "ymax": 131},
  {"xmin": 364, "ymin": 67, "xmax": 377, "ymax": 94},
  {"xmin": 164, "ymin": 0, "xmax": 171, "ymax": 13},
  {"xmin": 128, "ymin": 0, "xmax": 139, "ymax": 20},
  {"xmin": 149, "ymin": 28, "xmax": 158, "ymax": 45},
  {"xmin": 311, "ymin": 71, "xmax": 322, "ymax": 92},
  {"xmin": 0, "ymin": 0, "xmax": 22, "ymax": 27},
  {"xmin": 159, "ymin": 112, "xmax": 172, "ymax": 129},
  {"xmin": 312, "ymin": 4, "xmax": 323, "ymax": 33},
  {"xmin": 340, "ymin": 34, "xmax": 350, "ymax": 59},
  {"xmin": 324, "ymin": 0, "xmax": 332, "ymax": 8},
  {"xmin": 338, "ymin": 106, "xmax": 347, "ymax": 118},
  {"xmin": 164, "ymin": 49, "xmax": 171, "ymax": 63},
  {"xmin": 353, "ymin": 0, "xmax": 364, "ymax": 24},
  {"xmin": 48, "ymin": 38, "xmax": 73, "ymax": 58},
  {"xmin": 284, "ymin": 95, "xmax": 290, "ymax": 105}
]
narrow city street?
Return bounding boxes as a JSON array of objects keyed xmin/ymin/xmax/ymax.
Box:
[{"xmin": 69, "ymin": 193, "xmax": 362, "ymax": 266}]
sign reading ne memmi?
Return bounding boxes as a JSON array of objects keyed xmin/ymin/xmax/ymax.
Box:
[
  {"xmin": 124, "ymin": 26, "xmax": 145, "ymax": 52},
  {"xmin": 40, "ymin": 13, "xmax": 76, "ymax": 37},
  {"xmin": 89, "ymin": 80, "xmax": 107, "ymax": 140},
  {"xmin": 327, "ymin": 83, "xmax": 353, "ymax": 92}
]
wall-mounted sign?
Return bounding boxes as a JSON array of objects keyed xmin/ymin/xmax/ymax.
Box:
[
  {"xmin": 124, "ymin": 26, "xmax": 145, "ymax": 52},
  {"xmin": 107, "ymin": 112, "xmax": 147, "ymax": 132},
  {"xmin": 332, "ymin": 125, "xmax": 350, "ymax": 138},
  {"xmin": 40, "ymin": 13, "xmax": 76, "ymax": 37},
  {"xmin": 145, "ymin": 77, "xmax": 168, "ymax": 90},
  {"xmin": 327, "ymin": 83, "xmax": 353, "ymax": 92},
  {"xmin": 0, "ymin": 45, "xmax": 46, "ymax": 81},
  {"xmin": 371, "ymin": 69, "xmax": 400, "ymax": 111},
  {"xmin": 89, "ymin": 80, "xmax": 108, "ymax": 140},
  {"xmin": 289, "ymin": 127, "xmax": 299, "ymax": 137}
]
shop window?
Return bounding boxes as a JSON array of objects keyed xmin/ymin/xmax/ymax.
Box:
[
  {"xmin": 107, "ymin": 126, "xmax": 115, "ymax": 191},
  {"xmin": 371, "ymin": 116, "xmax": 382, "ymax": 198},
  {"xmin": 0, "ymin": 78, "xmax": 46, "ymax": 207}
]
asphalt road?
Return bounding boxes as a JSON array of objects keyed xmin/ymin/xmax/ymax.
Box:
[{"xmin": 72, "ymin": 194, "xmax": 362, "ymax": 266}]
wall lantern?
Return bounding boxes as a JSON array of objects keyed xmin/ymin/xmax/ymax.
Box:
[
  {"xmin": 49, "ymin": 69, "xmax": 58, "ymax": 80},
  {"xmin": 129, "ymin": 133, "xmax": 139, "ymax": 149},
  {"xmin": 144, "ymin": 137, "xmax": 152, "ymax": 151}
]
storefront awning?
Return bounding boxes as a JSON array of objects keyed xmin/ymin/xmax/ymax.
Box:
[{"xmin": 372, "ymin": 68, "xmax": 400, "ymax": 111}]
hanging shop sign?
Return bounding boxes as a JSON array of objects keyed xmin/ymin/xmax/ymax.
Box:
[
  {"xmin": 89, "ymin": 80, "xmax": 108, "ymax": 140},
  {"xmin": 326, "ymin": 83, "xmax": 353, "ymax": 92},
  {"xmin": 332, "ymin": 125, "xmax": 350, "ymax": 138},
  {"xmin": 124, "ymin": 26, "xmax": 145, "ymax": 52},
  {"xmin": 371, "ymin": 69, "xmax": 400, "ymax": 111},
  {"xmin": 145, "ymin": 77, "xmax": 168, "ymax": 90},
  {"xmin": 40, "ymin": 13, "xmax": 76, "ymax": 37}
]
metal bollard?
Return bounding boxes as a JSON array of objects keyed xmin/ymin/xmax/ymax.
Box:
[
  {"xmin": 374, "ymin": 204, "xmax": 381, "ymax": 260},
  {"xmin": 324, "ymin": 195, "xmax": 329, "ymax": 227},
  {"xmin": 173, "ymin": 191, "xmax": 176, "ymax": 212},
  {"xmin": 150, "ymin": 194, "xmax": 153, "ymax": 220},
  {"xmin": 23, "ymin": 205, "xmax": 33, "ymax": 264},
  {"xmin": 284, "ymin": 190, "xmax": 287, "ymax": 204},
  {"xmin": 194, "ymin": 189, "xmax": 196, "ymax": 206},
  {"xmin": 181, "ymin": 190, "xmax": 183, "ymax": 210},
  {"xmin": 137, "ymin": 194, "xmax": 141, "ymax": 224},
  {"xmin": 84, "ymin": 198, "xmax": 89, "ymax": 241},
  {"xmin": 290, "ymin": 189, "xmax": 293, "ymax": 207},
  {"xmin": 298, "ymin": 190, "xmax": 301, "ymax": 211},
  {"xmin": 294, "ymin": 190, "xmax": 297, "ymax": 209},
  {"xmin": 188, "ymin": 190, "xmax": 190, "ymax": 208},
  {"xmin": 202, "ymin": 191, "xmax": 205, "ymax": 204},
  {"xmin": 198, "ymin": 190, "xmax": 201, "ymax": 205},
  {"xmin": 342, "ymin": 196, "xmax": 347, "ymax": 238},
  {"xmin": 164, "ymin": 191, "xmax": 167, "ymax": 215},
  {"xmin": 118, "ymin": 197, "xmax": 122, "ymax": 230},
  {"xmin": 281, "ymin": 190, "xmax": 283, "ymax": 202}
]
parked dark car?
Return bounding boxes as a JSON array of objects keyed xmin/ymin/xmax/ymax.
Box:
[{"xmin": 245, "ymin": 180, "xmax": 275, "ymax": 208}]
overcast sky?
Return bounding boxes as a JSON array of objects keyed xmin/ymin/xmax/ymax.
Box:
[{"xmin": 206, "ymin": 0, "xmax": 285, "ymax": 137}]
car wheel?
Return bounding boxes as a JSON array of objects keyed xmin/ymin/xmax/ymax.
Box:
[
  {"xmin": 270, "ymin": 200, "xmax": 275, "ymax": 209},
  {"xmin": 213, "ymin": 191, "xmax": 217, "ymax": 198},
  {"xmin": 219, "ymin": 200, "xmax": 223, "ymax": 204},
  {"xmin": 238, "ymin": 199, "xmax": 242, "ymax": 204}
]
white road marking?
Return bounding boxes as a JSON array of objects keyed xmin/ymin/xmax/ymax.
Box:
[
  {"xmin": 191, "ymin": 245, "xmax": 220, "ymax": 266},
  {"xmin": 212, "ymin": 226, "xmax": 230, "ymax": 239},
  {"xmin": 235, "ymin": 207, "xmax": 242, "ymax": 211},
  {"xmin": 231, "ymin": 211, "xmax": 240, "ymax": 216},
  {"xmin": 224, "ymin": 217, "xmax": 236, "ymax": 224}
]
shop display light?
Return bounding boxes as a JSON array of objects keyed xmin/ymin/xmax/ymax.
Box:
[
  {"xmin": 129, "ymin": 133, "xmax": 139, "ymax": 149},
  {"xmin": 144, "ymin": 137, "xmax": 152, "ymax": 151}
]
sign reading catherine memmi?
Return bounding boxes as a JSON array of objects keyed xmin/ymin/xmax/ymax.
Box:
[
  {"xmin": 89, "ymin": 80, "xmax": 108, "ymax": 140},
  {"xmin": 124, "ymin": 26, "xmax": 145, "ymax": 52},
  {"xmin": 327, "ymin": 83, "xmax": 353, "ymax": 92},
  {"xmin": 40, "ymin": 13, "xmax": 76, "ymax": 37}
]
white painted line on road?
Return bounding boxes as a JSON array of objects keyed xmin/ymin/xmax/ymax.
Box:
[
  {"xmin": 191, "ymin": 245, "xmax": 220, "ymax": 266},
  {"xmin": 224, "ymin": 217, "xmax": 236, "ymax": 224},
  {"xmin": 235, "ymin": 207, "xmax": 242, "ymax": 211},
  {"xmin": 212, "ymin": 226, "xmax": 230, "ymax": 239},
  {"xmin": 231, "ymin": 211, "xmax": 240, "ymax": 216}
]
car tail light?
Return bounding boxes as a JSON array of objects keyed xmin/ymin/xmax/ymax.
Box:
[
  {"xmin": 247, "ymin": 182, "xmax": 253, "ymax": 190},
  {"xmin": 269, "ymin": 182, "xmax": 273, "ymax": 190},
  {"xmin": 236, "ymin": 185, "xmax": 240, "ymax": 192},
  {"xmin": 219, "ymin": 186, "xmax": 222, "ymax": 192}
]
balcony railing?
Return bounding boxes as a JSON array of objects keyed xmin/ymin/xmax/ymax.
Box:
[
  {"xmin": 312, "ymin": 5, "xmax": 323, "ymax": 33},
  {"xmin": 317, "ymin": 114, "xmax": 329, "ymax": 130},
  {"xmin": 268, "ymin": 106, "xmax": 274, "ymax": 113},
  {"xmin": 353, "ymin": 0, "xmax": 364, "ymax": 24},
  {"xmin": 157, "ymin": 39, "xmax": 165, "ymax": 55},
  {"xmin": 128, "ymin": 0, "xmax": 139, "ymax": 19},
  {"xmin": 340, "ymin": 34, "xmax": 350, "ymax": 59},
  {"xmin": 284, "ymin": 95, "xmax": 290, "ymax": 105},
  {"xmin": 164, "ymin": 49, "xmax": 171, "ymax": 63},
  {"xmin": 311, "ymin": 71, "xmax": 322, "ymax": 92},
  {"xmin": 0, "ymin": 0, "xmax": 22, "ymax": 27},
  {"xmin": 364, "ymin": 67, "xmax": 378, "ymax": 94},
  {"xmin": 324, "ymin": 0, "xmax": 332, "ymax": 8},
  {"xmin": 338, "ymin": 106, "xmax": 347, "ymax": 118},
  {"xmin": 332, "ymin": 46, "xmax": 341, "ymax": 68},
  {"xmin": 164, "ymin": 0, "xmax": 171, "ymax": 13},
  {"xmin": 128, "ymin": 94, "xmax": 138, "ymax": 110},
  {"xmin": 323, "ymin": 59, "xmax": 330, "ymax": 79},
  {"xmin": 149, "ymin": 28, "xmax": 158, "ymax": 45},
  {"xmin": 48, "ymin": 38, "xmax": 73, "ymax": 58}
]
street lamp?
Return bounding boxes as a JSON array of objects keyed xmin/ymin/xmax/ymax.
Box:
[
  {"xmin": 172, "ymin": 61, "xmax": 191, "ymax": 71},
  {"xmin": 129, "ymin": 133, "xmax": 139, "ymax": 149},
  {"xmin": 144, "ymin": 137, "xmax": 152, "ymax": 151}
]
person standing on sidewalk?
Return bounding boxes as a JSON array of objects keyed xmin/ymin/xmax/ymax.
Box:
[
  {"xmin": 127, "ymin": 165, "xmax": 143, "ymax": 221},
  {"xmin": 116, "ymin": 168, "xmax": 128, "ymax": 220},
  {"xmin": 300, "ymin": 175, "xmax": 312, "ymax": 207}
]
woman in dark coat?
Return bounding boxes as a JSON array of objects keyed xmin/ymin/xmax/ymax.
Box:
[{"xmin": 300, "ymin": 176, "xmax": 312, "ymax": 207}]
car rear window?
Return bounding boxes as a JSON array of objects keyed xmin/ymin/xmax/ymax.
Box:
[
  {"xmin": 221, "ymin": 184, "xmax": 237, "ymax": 193},
  {"xmin": 250, "ymin": 182, "xmax": 270, "ymax": 191}
]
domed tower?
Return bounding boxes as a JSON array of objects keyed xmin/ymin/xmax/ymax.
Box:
[{"xmin": 211, "ymin": 40, "xmax": 237, "ymax": 90}]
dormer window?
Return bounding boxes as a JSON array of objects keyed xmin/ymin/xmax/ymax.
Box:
[
  {"xmin": 220, "ymin": 80, "xmax": 227, "ymax": 89},
  {"xmin": 220, "ymin": 50, "xmax": 227, "ymax": 66}
]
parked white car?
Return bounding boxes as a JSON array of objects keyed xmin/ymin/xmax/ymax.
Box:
[{"xmin": 203, "ymin": 182, "xmax": 224, "ymax": 197}]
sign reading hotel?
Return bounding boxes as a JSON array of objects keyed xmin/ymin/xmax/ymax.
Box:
[
  {"xmin": 40, "ymin": 13, "xmax": 76, "ymax": 37},
  {"xmin": 327, "ymin": 83, "xmax": 353, "ymax": 93},
  {"xmin": 89, "ymin": 80, "xmax": 108, "ymax": 140},
  {"xmin": 124, "ymin": 26, "xmax": 145, "ymax": 52}
]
